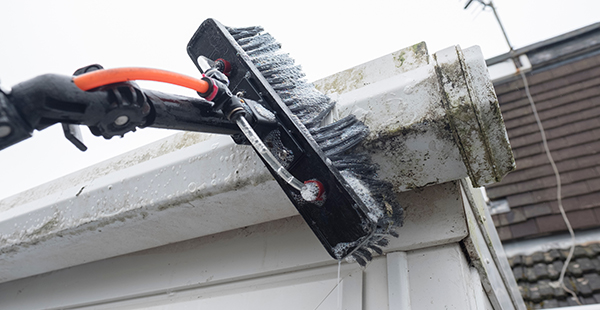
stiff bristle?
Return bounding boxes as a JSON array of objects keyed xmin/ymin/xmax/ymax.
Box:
[{"xmin": 226, "ymin": 26, "xmax": 403, "ymax": 266}]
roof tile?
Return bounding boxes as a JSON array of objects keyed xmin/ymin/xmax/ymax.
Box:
[
  {"xmin": 552, "ymin": 260, "xmax": 565, "ymax": 276},
  {"xmin": 509, "ymin": 106, "xmax": 600, "ymax": 139},
  {"xmin": 492, "ymin": 214, "xmax": 501, "ymax": 227},
  {"xmin": 547, "ymin": 262, "xmax": 560, "ymax": 280},
  {"xmin": 578, "ymin": 258, "xmax": 596, "ymax": 273},
  {"xmin": 529, "ymin": 284, "xmax": 543, "ymax": 302},
  {"xmin": 526, "ymin": 267, "xmax": 539, "ymax": 282},
  {"xmin": 546, "ymin": 249, "xmax": 562, "ymax": 262},
  {"xmin": 510, "ymin": 219, "xmax": 539, "ymax": 239},
  {"xmin": 553, "ymin": 283, "xmax": 567, "ymax": 299},
  {"xmin": 488, "ymin": 154, "xmax": 600, "ymax": 190},
  {"xmin": 536, "ymin": 215, "xmax": 568, "ymax": 234},
  {"xmin": 497, "ymin": 226, "xmax": 513, "ymax": 241},
  {"xmin": 567, "ymin": 297, "xmax": 580, "ymax": 306},
  {"xmin": 538, "ymin": 279, "xmax": 556, "ymax": 299},
  {"xmin": 510, "ymin": 255, "xmax": 523, "ymax": 267},
  {"xmin": 584, "ymin": 273, "xmax": 600, "ymax": 293},
  {"xmin": 524, "ymin": 255, "xmax": 535, "ymax": 267},
  {"xmin": 557, "ymin": 299, "xmax": 570, "ymax": 307},
  {"xmin": 590, "ymin": 243, "xmax": 600, "ymax": 254},
  {"xmin": 590, "ymin": 258, "xmax": 600, "ymax": 271},
  {"xmin": 532, "ymin": 252, "xmax": 546, "ymax": 264},
  {"xmin": 573, "ymin": 246, "xmax": 592, "ymax": 258},
  {"xmin": 575, "ymin": 276, "xmax": 593, "ymax": 296},
  {"xmin": 496, "ymin": 213, "xmax": 509, "ymax": 226},
  {"xmin": 519, "ymin": 282, "xmax": 530, "ymax": 300},
  {"xmin": 583, "ymin": 296, "xmax": 597, "ymax": 305},
  {"xmin": 587, "ymin": 179, "xmax": 600, "ymax": 192},
  {"xmin": 579, "ymin": 193, "xmax": 600, "ymax": 209},
  {"xmin": 565, "ymin": 275, "xmax": 578, "ymax": 292},
  {"xmin": 568, "ymin": 209, "xmax": 599, "ymax": 230},
  {"xmin": 584, "ymin": 247, "xmax": 597, "ymax": 258},
  {"xmin": 534, "ymin": 263, "xmax": 550, "ymax": 280},
  {"xmin": 514, "ymin": 266, "xmax": 526, "ymax": 282},
  {"xmin": 568, "ymin": 262, "xmax": 583, "ymax": 278},
  {"xmin": 542, "ymin": 299, "xmax": 559, "ymax": 308},
  {"xmin": 506, "ymin": 209, "xmax": 528, "ymax": 224},
  {"xmin": 507, "ymin": 192, "xmax": 535, "ymax": 208}
]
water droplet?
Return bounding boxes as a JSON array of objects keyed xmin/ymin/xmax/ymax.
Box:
[{"xmin": 188, "ymin": 182, "xmax": 197, "ymax": 192}]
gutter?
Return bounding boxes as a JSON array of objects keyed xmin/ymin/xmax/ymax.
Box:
[
  {"xmin": 547, "ymin": 304, "xmax": 600, "ymax": 310},
  {"xmin": 0, "ymin": 43, "xmax": 514, "ymax": 283}
]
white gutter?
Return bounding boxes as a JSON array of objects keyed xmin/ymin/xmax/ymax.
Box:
[
  {"xmin": 0, "ymin": 43, "xmax": 514, "ymax": 283},
  {"xmin": 486, "ymin": 54, "xmax": 532, "ymax": 83},
  {"xmin": 503, "ymin": 227, "xmax": 600, "ymax": 257},
  {"xmin": 548, "ymin": 304, "xmax": 600, "ymax": 310}
]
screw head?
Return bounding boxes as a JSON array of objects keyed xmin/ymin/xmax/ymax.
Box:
[
  {"xmin": 114, "ymin": 115, "xmax": 129, "ymax": 126},
  {"xmin": 0, "ymin": 125, "xmax": 12, "ymax": 138}
]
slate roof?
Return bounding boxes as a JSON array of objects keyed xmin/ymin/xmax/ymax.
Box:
[
  {"xmin": 509, "ymin": 243, "xmax": 600, "ymax": 309},
  {"xmin": 486, "ymin": 23, "xmax": 600, "ymax": 242}
]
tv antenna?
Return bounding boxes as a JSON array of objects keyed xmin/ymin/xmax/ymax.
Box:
[{"xmin": 463, "ymin": 0, "xmax": 514, "ymax": 52}]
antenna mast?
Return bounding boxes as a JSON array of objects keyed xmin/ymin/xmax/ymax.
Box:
[{"xmin": 464, "ymin": 0, "xmax": 514, "ymax": 51}]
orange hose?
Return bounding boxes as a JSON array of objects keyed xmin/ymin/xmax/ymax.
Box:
[{"xmin": 72, "ymin": 67, "xmax": 210, "ymax": 94}]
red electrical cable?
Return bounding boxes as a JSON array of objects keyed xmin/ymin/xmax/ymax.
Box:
[{"xmin": 72, "ymin": 67, "xmax": 210, "ymax": 94}]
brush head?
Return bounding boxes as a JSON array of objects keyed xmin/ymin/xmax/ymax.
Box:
[{"xmin": 187, "ymin": 19, "xmax": 403, "ymax": 265}]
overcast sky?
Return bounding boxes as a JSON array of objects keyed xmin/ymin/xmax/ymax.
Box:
[{"xmin": 1, "ymin": 0, "xmax": 599, "ymax": 200}]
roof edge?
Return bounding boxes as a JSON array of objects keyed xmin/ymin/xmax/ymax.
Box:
[
  {"xmin": 486, "ymin": 22, "xmax": 600, "ymax": 66},
  {"xmin": 502, "ymin": 227, "xmax": 600, "ymax": 257}
]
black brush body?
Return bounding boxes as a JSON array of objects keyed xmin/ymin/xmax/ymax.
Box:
[{"xmin": 187, "ymin": 19, "xmax": 402, "ymax": 265}]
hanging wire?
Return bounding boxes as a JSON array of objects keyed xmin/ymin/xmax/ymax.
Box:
[
  {"xmin": 313, "ymin": 267, "xmax": 345, "ymax": 310},
  {"xmin": 519, "ymin": 70, "xmax": 581, "ymax": 305}
]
